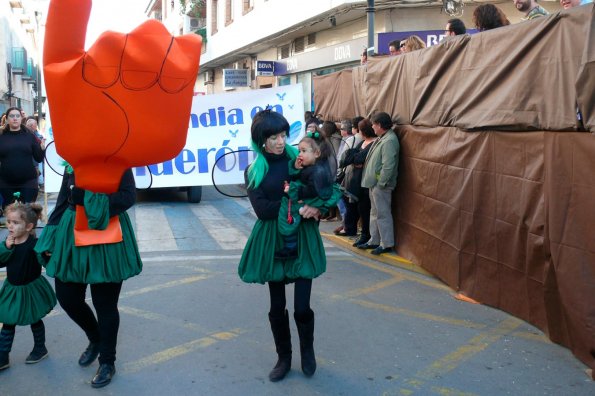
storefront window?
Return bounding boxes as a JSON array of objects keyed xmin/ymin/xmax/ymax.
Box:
[
  {"xmin": 297, "ymin": 72, "xmax": 312, "ymax": 112},
  {"xmin": 278, "ymin": 76, "xmax": 291, "ymax": 86}
]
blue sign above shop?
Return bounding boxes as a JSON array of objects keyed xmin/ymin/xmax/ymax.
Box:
[{"xmin": 256, "ymin": 60, "xmax": 275, "ymax": 76}]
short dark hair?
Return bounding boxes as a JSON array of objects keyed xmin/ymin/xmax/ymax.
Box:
[
  {"xmin": 447, "ymin": 18, "xmax": 466, "ymax": 35},
  {"xmin": 352, "ymin": 116, "xmax": 364, "ymax": 128},
  {"xmin": 388, "ymin": 39, "xmax": 400, "ymax": 49},
  {"xmin": 250, "ymin": 110, "xmax": 290, "ymax": 149},
  {"xmin": 370, "ymin": 112, "xmax": 393, "ymax": 130},
  {"xmin": 358, "ymin": 119, "xmax": 376, "ymax": 138}
]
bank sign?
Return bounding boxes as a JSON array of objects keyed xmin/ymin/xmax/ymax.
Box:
[
  {"xmin": 256, "ymin": 60, "xmax": 275, "ymax": 76},
  {"xmin": 44, "ymin": 85, "xmax": 305, "ymax": 192}
]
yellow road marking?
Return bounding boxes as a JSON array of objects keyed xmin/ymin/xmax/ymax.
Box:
[
  {"xmin": 120, "ymin": 275, "xmax": 210, "ymax": 298},
  {"xmin": 123, "ymin": 328, "xmax": 244, "ymax": 374},
  {"xmin": 352, "ymin": 258, "xmax": 451, "ymax": 292},
  {"xmin": 416, "ymin": 317, "xmax": 522, "ymax": 379},
  {"xmin": 119, "ymin": 306, "xmax": 208, "ymax": 333},
  {"xmin": 333, "ymin": 276, "xmax": 404, "ymax": 299},
  {"xmin": 431, "ymin": 386, "xmax": 479, "ymax": 396},
  {"xmin": 351, "ymin": 299, "xmax": 487, "ymax": 330},
  {"xmin": 512, "ymin": 330, "xmax": 549, "ymax": 343}
]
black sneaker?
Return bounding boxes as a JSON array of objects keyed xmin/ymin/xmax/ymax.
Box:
[
  {"xmin": 25, "ymin": 347, "xmax": 48, "ymax": 364},
  {"xmin": 78, "ymin": 342, "xmax": 100, "ymax": 367}
]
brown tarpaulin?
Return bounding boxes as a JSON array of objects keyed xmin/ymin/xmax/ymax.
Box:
[{"xmin": 314, "ymin": 6, "xmax": 595, "ymax": 372}]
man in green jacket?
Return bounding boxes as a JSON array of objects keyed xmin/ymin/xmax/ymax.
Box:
[{"xmin": 358, "ymin": 112, "xmax": 400, "ymax": 255}]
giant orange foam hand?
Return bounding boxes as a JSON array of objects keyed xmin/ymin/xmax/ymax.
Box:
[{"xmin": 44, "ymin": 0, "xmax": 202, "ymax": 193}]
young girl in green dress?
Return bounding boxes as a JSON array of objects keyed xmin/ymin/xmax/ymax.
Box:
[{"xmin": 0, "ymin": 202, "xmax": 57, "ymax": 370}]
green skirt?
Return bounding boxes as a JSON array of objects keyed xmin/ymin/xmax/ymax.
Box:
[
  {"xmin": 0, "ymin": 276, "xmax": 57, "ymax": 326},
  {"xmin": 35, "ymin": 209, "xmax": 143, "ymax": 284},
  {"xmin": 238, "ymin": 218, "xmax": 326, "ymax": 284}
]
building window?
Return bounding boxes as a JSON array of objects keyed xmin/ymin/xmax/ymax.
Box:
[
  {"xmin": 225, "ymin": 0, "xmax": 233, "ymax": 26},
  {"xmin": 211, "ymin": 0, "xmax": 218, "ymax": 34},
  {"xmin": 294, "ymin": 37, "xmax": 305, "ymax": 54},
  {"xmin": 307, "ymin": 33, "xmax": 316, "ymax": 46},
  {"xmin": 242, "ymin": 0, "xmax": 253, "ymax": 15},
  {"xmin": 279, "ymin": 45, "xmax": 290, "ymax": 59}
]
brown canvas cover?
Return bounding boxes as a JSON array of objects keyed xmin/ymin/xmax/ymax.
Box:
[{"xmin": 314, "ymin": 6, "xmax": 595, "ymax": 372}]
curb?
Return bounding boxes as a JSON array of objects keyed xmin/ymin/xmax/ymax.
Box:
[{"xmin": 320, "ymin": 232, "xmax": 433, "ymax": 277}]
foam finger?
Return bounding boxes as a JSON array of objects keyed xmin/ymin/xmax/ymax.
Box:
[
  {"xmin": 121, "ymin": 20, "xmax": 173, "ymax": 90},
  {"xmin": 159, "ymin": 34, "xmax": 202, "ymax": 93},
  {"xmin": 44, "ymin": 0, "xmax": 91, "ymax": 65},
  {"xmin": 83, "ymin": 31, "xmax": 126, "ymax": 88}
]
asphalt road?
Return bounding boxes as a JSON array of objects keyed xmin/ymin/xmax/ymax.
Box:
[{"xmin": 0, "ymin": 187, "xmax": 592, "ymax": 395}]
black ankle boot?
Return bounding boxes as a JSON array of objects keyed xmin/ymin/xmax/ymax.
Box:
[
  {"xmin": 78, "ymin": 342, "xmax": 100, "ymax": 367},
  {"xmin": 268, "ymin": 310, "xmax": 292, "ymax": 382},
  {"xmin": 91, "ymin": 363, "xmax": 115, "ymax": 388},
  {"xmin": 26, "ymin": 321, "xmax": 48, "ymax": 364},
  {"xmin": 294, "ymin": 309, "xmax": 316, "ymax": 377},
  {"xmin": 0, "ymin": 328, "xmax": 15, "ymax": 371}
]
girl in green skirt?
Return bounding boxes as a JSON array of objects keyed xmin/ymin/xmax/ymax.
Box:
[{"xmin": 0, "ymin": 202, "xmax": 57, "ymax": 370}]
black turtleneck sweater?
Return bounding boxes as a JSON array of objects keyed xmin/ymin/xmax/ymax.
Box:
[
  {"xmin": 0, "ymin": 127, "xmax": 45, "ymax": 188},
  {"xmin": 0, "ymin": 235, "xmax": 41, "ymax": 286},
  {"xmin": 246, "ymin": 151, "xmax": 290, "ymax": 220}
]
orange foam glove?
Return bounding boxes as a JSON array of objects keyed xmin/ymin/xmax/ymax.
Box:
[{"xmin": 44, "ymin": 0, "xmax": 202, "ymax": 193}]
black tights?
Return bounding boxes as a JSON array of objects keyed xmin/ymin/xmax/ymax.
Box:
[
  {"xmin": 1, "ymin": 320, "xmax": 43, "ymax": 332},
  {"xmin": 54, "ymin": 278, "xmax": 122, "ymax": 365},
  {"xmin": 268, "ymin": 278, "xmax": 312, "ymax": 317}
]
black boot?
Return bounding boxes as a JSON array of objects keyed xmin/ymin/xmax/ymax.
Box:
[
  {"xmin": 26, "ymin": 321, "xmax": 48, "ymax": 364},
  {"xmin": 0, "ymin": 327, "xmax": 15, "ymax": 371},
  {"xmin": 294, "ymin": 309, "xmax": 316, "ymax": 377},
  {"xmin": 268, "ymin": 310, "xmax": 292, "ymax": 382}
]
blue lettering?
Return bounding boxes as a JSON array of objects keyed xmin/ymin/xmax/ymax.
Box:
[
  {"xmin": 197, "ymin": 147, "xmax": 216, "ymax": 173},
  {"xmin": 148, "ymin": 161, "xmax": 173, "ymax": 176},
  {"xmin": 174, "ymin": 149, "xmax": 197, "ymax": 174}
]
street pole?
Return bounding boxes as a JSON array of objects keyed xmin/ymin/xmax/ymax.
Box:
[{"xmin": 366, "ymin": 0, "xmax": 375, "ymax": 56}]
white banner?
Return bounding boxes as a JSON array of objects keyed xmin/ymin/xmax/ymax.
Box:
[{"xmin": 44, "ymin": 84, "xmax": 305, "ymax": 192}]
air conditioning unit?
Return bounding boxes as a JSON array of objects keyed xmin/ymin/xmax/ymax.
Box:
[
  {"xmin": 183, "ymin": 15, "xmax": 205, "ymax": 34},
  {"xmin": 204, "ymin": 70, "xmax": 214, "ymax": 84}
]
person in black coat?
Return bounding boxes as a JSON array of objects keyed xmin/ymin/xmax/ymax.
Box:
[{"xmin": 0, "ymin": 107, "xmax": 45, "ymax": 208}]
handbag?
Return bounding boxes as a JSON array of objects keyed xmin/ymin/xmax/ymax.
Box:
[{"xmin": 73, "ymin": 206, "xmax": 123, "ymax": 246}]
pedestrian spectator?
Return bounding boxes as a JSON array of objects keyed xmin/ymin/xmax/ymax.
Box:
[
  {"xmin": 0, "ymin": 114, "xmax": 6, "ymax": 128},
  {"xmin": 35, "ymin": 167, "xmax": 142, "ymax": 388},
  {"xmin": 0, "ymin": 202, "xmax": 56, "ymax": 371},
  {"xmin": 400, "ymin": 35, "xmax": 426, "ymax": 53},
  {"xmin": 388, "ymin": 39, "xmax": 401, "ymax": 55},
  {"xmin": 335, "ymin": 119, "xmax": 362, "ymax": 236},
  {"xmin": 360, "ymin": 49, "xmax": 368, "ymax": 65},
  {"xmin": 277, "ymin": 131, "xmax": 341, "ymax": 258},
  {"xmin": 305, "ymin": 117, "xmax": 320, "ymax": 134},
  {"xmin": 341, "ymin": 118, "xmax": 377, "ymax": 243},
  {"xmin": 238, "ymin": 109, "xmax": 331, "ymax": 382},
  {"xmin": 319, "ymin": 121, "xmax": 341, "ymax": 221},
  {"xmin": 473, "ymin": 4, "xmax": 511, "ymax": 32},
  {"xmin": 0, "ymin": 107, "xmax": 45, "ymax": 208},
  {"xmin": 26, "ymin": 117, "xmax": 45, "ymax": 190},
  {"xmin": 358, "ymin": 112, "xmax": 400, "ymax": 255},
  {"xmin": 513, "ymin": 0, "xmax": 549, "ymax": 20},
  {"xmin": 445, "ymin": 18, "xmax": 467, "ymax": 36},
  {"xmin": 560, "ymin": 0, "xmax": 580, "ymax": 7}
]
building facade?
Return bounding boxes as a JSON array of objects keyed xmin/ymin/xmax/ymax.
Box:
[
  {"xmin": 0, "ymin": 0, "xmax": 45, "ymax": 117},
  {"xmin": 148, "ymin": 0, "xmax": 561, "ymax": 112}
]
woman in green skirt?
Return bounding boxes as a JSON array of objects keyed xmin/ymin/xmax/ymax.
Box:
[
  {"xmin": 238, "ymin": 110, "xmax": 339, "ymax": 382},
  {"xmin": 35, "ymin": 167, "xmax": 141, "ymax": 388},
  {"xmin": 0, "ymin": 202, "xmax": 56, "ymax": 370}
]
